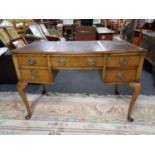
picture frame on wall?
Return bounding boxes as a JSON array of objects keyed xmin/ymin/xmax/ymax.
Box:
[
  {"xmin": 11, "ymin": 37, "xmax": 26, "ymax": 49},
  {"xmin": 39, "ymin": 24, "xmax": 49, "ymax": 35},
  {"xmin": 63, "ymin": 19, "xmax": 73, "ymax": 25},
  {"xmin": 93, "ymin": 19, "xmax": 101, "ymax": 24},
  {"xmin": 29, "ymin": 24, "xmax": 46, "ymax": 38}
]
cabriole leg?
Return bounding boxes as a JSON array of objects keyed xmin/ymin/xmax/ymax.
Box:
[
  {"xmin": 17, "ymin": 82, "xmax": 32, "ymax": 120},
  {"xmin": 127, "ymin": 83, "xmax": 141, "ymax": 122}
]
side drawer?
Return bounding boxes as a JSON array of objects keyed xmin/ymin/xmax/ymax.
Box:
[
  {"xmin": 20, "ymin": 69, "xmax": 51, "ymax": 83},
  {"xmin": 104, "ymin": 69, "xmax": 137, "ymax": 83},
  {"xmin": 107, "ymin": 54, "xmax": 141, "ymax": 67},
  {"xmin": 17, "ymin": 54, "xmax": 48, "ymax": 67}
]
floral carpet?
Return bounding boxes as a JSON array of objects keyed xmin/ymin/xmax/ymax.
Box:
[{"xmin": 0, "ymin": 92, "xmax": 155, "ymax": 135}]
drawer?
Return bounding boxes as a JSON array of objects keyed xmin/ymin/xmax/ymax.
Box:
[
  {"xmin": 50, "ymin": 56, "xmax": 104, "ymax": 68},
  {"xmin": 98, "ymin": 34, "xmax": 113, "ymax": 40},
  {"xmin": 20, "ymin": 69, "xmax": 51, "ymax": 83},
  {"xmin": 17, "ymin": 54, "xmax": 48, "ymax": 67},
  {"xmin": 104, "ymin": 69, "xmax": 137, "ymax": 83},
  {"xmin": 107, "ymin": 54, "xmax": 141, "ymax": 67}
]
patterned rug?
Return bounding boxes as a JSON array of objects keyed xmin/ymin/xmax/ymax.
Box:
[{"xmin": 0, "ymin": 92, "xmax": 155, "ymax": 135}]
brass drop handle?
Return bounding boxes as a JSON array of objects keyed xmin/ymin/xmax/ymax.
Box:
[
  {"xmin": 87, "ymin": 58, "xmax": 95, "ymax": 65},
  {"xmin": 58, "ymin": 58, "xmax": 67, "ymax": 65},
  {"xmin": 119, "ymin": 57, "xmax": 128, "ymax": 65},
  {"xmin": 27, "ymin": 57, "xmax": 36, "ymax": 65},
  {"xmin": 31, "ymin": 70, "xmax": 38, "ymax": 79},
  {"xmin": 116, "ymin": 72, "xmax": 125, "ymax": 80}
]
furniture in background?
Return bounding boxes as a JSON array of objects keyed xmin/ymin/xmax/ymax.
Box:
[
  {"xmin": 97, "ymin": 27, "xmax": 114, "ymax": 40},
  {"xmin": 0, "ymin": 51, "xmax": 18, "ymax": 83},
  {"xmin": 4, "ymin": 27, "xmax": 21, "ymax": 39},
  {"xmin": 132, "ymin": 29, "xmax": 155, "ymax": 79},
  {"xmin": 1, "ymin": 20, "xmax": 50, "ymax": 44},
  {"xmin": 63, "ymin": 25, "xmax": 73, "ymax": 40},
  {"xmin": 10, "ymin": 36, "xmax": 28, "ymax": 49},
  {"xmin": 28, "ymin": 24, "xmax": 59, "ymax": 41},
  {"xmin": 10, "ymin": 19, "xmax": 34, "ymax": 35},
  {"xmin": 74, "ymin": 26, "xmax": 97, "ymax": 40},
  {"xmin": 0, "ymin": 26, "xmax": 12, "ymax": 48},
  {"xmin": 132, "ymin": 29, "xmax": 143, "ymax": 46},
  {"xmin": 0, "ymin": 24, "xmax": 60, "ymax": 84},
  {"xmin": 0, "ymin": 26, "xmax": 28, "ymax": 83},
  {"xmin": 0, "ymin": 27, "xmax": 15, "ymax": 83},
  {"xmin": 121, "ymin": 20, "xmax": 139, "ymax": 43},
  {"xmin": 12, "ymin": 40, "xmax": 145, "ymax": 122},
  {"xmin": 28, "ymin": 24, "xmax": 46, "ymax": 39},
  {"xmin": 132, "ymin": 29, "xmax": 148, "ymax": 46},
  {"xmin": 141, "ymin": 30, "xmax": 155, "ymax": 79},
  {"xmin": 56, "ymin": 24, "xmax": 63, "ymax": 38},
  {"xmin": 62, "ymin": 20, "xmax": 75, "ymax": 40},
  {"xmin": 81, "ymin": 19, "xmax": 93, "ymax": 26},
  {"xmin": 106, "ymin": 19, "xmax": 121, "ymax": 33},
  {"xmin": 0, "ymin": 26, "xmax": 28, "ymax": 48},
  {"xmin": 0, "ymin": 47, "xmax": 8, "ymax": 56},
  {"xmin": 93, "ymin": 19, "xmax": 105, "ymax": 27},
  {"xmin": 34, "ymin": 19, "xmax": 59, "ymax": 29}
]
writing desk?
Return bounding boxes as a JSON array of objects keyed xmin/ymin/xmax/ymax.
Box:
[{"xmin": 12, "ymin": 40, "xmax": 145, "ymax": 122}]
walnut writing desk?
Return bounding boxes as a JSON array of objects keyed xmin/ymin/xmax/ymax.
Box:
[{"xmin": 12, "ymin": 40, "xmax": 145, "ymax": 122}]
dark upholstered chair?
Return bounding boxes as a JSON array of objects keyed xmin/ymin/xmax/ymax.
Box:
[
  {"xmin": 74, "ymin": 26, "xmax": 97, "ymax": 41},
  {"xmin": 0, "ymin": 50, "xmax": 17, "ymax": 83}
]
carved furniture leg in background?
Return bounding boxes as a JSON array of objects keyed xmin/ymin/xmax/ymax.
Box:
[
  {"xmin": 115, "ymin": 84, "xmax": 120, "ymax": 95},
  {"xmin": 17, "ymin": 82, "xmax": 32, "ymax": 120},
  {"xmin": 42, "ymin": 84, "xmax": 47, "ymax": 95},
  {"xmin": 127, "ymin": 83, "xmax": 141, "ymax": 122}
]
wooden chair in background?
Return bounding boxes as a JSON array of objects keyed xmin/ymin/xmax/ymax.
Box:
[
  {"xmin": 0, "ymin": 26, "xmax": 28, "ymax": 49},
  {"xmin": 132, "ymin": 29, "xmax": 143, "ymax": 46},
  {"xmin": 10, "ymin": 19, "xmax": 34, "ymax": 35},
  {"xmin": 0, "ymin": 27, "xmax": 11, "ymax": 48}
]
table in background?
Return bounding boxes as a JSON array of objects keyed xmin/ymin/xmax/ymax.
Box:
[
  {"xmin": 141, "ymin": 30, "xmax": 155, "ymax": 79},
  {"xmin": 97, "ymin": 27, "xmax": 114, "ymax": 40}
]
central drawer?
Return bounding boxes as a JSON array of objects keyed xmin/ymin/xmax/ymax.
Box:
[
  {"xmin": 50, "ymin": 56, "xmax": 104, "ymax": 68},
  {"xmin": 107, "ymin": 54, "xmax": 141, "ymax": 67},
  {"xmin": 20, "ymin": 69, "xmax": 51, "ymax": 83},
  {"xmin": 17, "ymin": 54, "xmax": 48, "ymax": 67}
]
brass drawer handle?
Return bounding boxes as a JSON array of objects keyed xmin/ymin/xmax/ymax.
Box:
[
  {"xmin": 116, "ymin": 72, "xmax": 125, "ymax": 80},
  {"xmin": 87, "ymin": 58, "xmax": 95, "ymax": 65},
  {"xmin": 27, "ymin": 57, "xmax": 36, "ymax": 65},
  {"xmin": 31, "ymin": 70, "xmax": 38, "ymax": 79},
  {"xmin": 58, "ymin": 58, "xmax": 67, "ymax": 65},
  {"xmin": 119, "ymin": 57, "xmax": 128, "ymax": 65}
]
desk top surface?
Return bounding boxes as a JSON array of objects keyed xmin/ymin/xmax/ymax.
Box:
[
  {"xmin": 12, "ymin": 40, "xmax": 145, "ymax": 54},
  {"xmin": 97, "ymin": 27, "xmax": 115, "ymax": 34}
]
